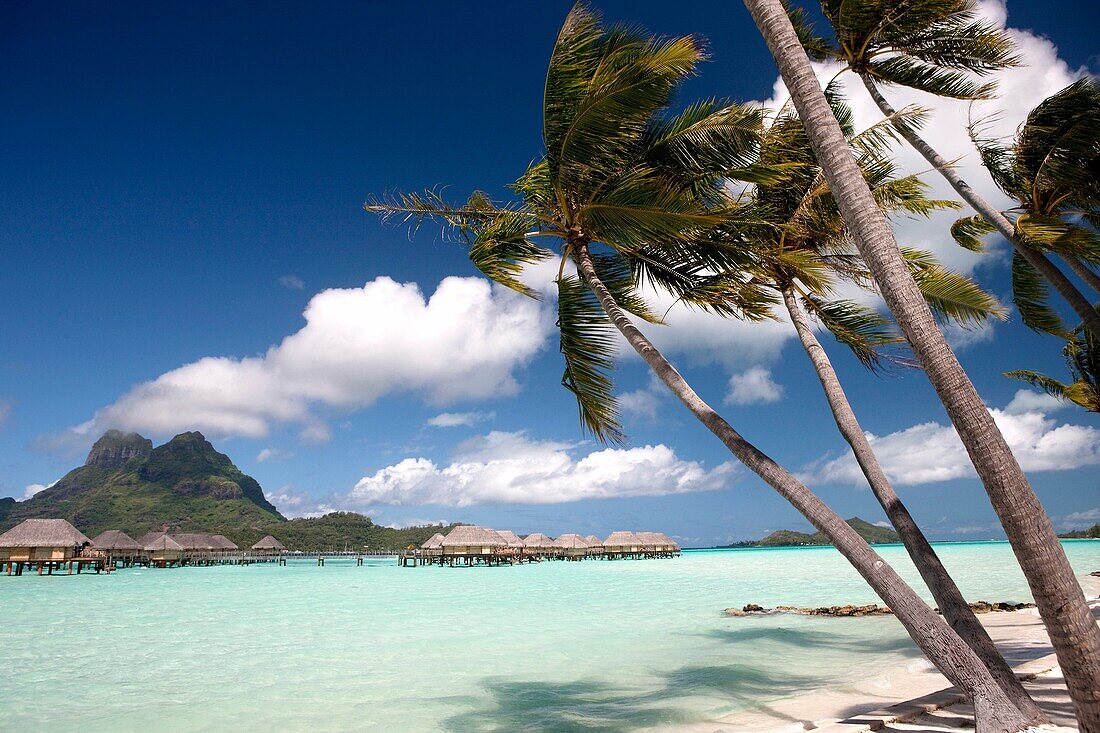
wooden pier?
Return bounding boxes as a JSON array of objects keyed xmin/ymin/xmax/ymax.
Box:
[{"xmin": 2, "ymin": 556, "xmax": 107, "ymax": 576}]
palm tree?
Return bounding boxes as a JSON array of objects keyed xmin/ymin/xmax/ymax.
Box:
[
  {"xmin": 367, "ymin": 6, "xmax": 1031, "ymax": 729},
  {"xmin": 795, "ymin": 0, "xmax": 1100, "ymax": 339},
  {"xmin": 1006, "ymin": 325, "xmax": 1099, "ymax": 413},
  {"xmin": 742, "ymin": 0, "xmax": 1100, "ymax": 726},
  {"xmin": 728, "ymin": 100, "xmax": 1042, "ymax": 722},
  {"xmin": 962, "ymin": 78, "xmax": 1100, "ymax": 335}
]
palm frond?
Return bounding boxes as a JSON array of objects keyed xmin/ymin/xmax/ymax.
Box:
[
  {"xmin": 1002, "ymin": 370, "xmax": 1070, "ymax": 400},
  {"xmin": 801, "ymin": 295, "xmax": 901, "ymax": 371},
  {"xmin": 556, "ymin": 275, "xmax": 626, "ymax": 445},
  {"xmin": 902, "ymin": 247, "xmax": 1006, "ymax": 325},
  {"xmin": 868, "ymin": 56, "xmax": 995, "ymax": 100},
  {"xmin": 950, "ymin": 214, "xmax": 996, "ymax": 252},
  {"xmin": 1011, "ymin": 249, "xmax": 1069, "ymax": 336}
]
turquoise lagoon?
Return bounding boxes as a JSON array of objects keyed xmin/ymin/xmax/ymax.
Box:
[{"xmin": 1, "ymin": 541, "xmax": 1098, "ymax": 732}]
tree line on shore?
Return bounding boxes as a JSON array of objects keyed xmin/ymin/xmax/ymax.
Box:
[{"xmin": 365, "ymin": 1, "xmax": 1100, "ymax": 729}]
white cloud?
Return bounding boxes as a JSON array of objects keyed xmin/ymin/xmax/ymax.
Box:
[
  {"xmin": 60, "ymin": 277, "xmax": 550, "ymax": 442},
  {"xmin": 256, "ymin": 447, "xmax": 294, "ymax": 463},
  {"xmin": 802, "ymin": 403, "xmax": 1100, "ymax": 487},
  {"xmin": 23, "ymin": 479, "xmax": 56, "ymax": 500},
  {"xmin": 263, "ymin": 485, "xmax": 328, "ymax": 519},
  {"xmin": 619, "ymin": 388, "xmax": 661, "ymax": 419},
  {"xmin": 278, "ymin": 274, "xmax": 305, "ymax": 290},
  {"xmin": 427, "ymin": 411, "xmax": 495, "ymax": 428},
  {"xmin": 1005, "ymin": 389, "xmax": 1067, "ymax": 415},
  {"xmin": 1064, "ymin": 508, "xmax": 1100, "ymax": 525},
  {"xmin": 346, "ymin": 430, "xmax": 737, "ymax": 507},
  {"xmin": 943, "ymin": 319, "xmax": 999, "ymax": 351},
  {"xmin": 761, "ymin": 0, "xmax": 1083, "ymax": 277},
  {"xmin": 725, "ymin": 367, "xmax": 783, "ymax": 406}
]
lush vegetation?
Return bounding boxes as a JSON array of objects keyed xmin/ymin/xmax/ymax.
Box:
[
  {"xmin": 1059, "ymin": 524, "xmax": 1100, "ymax": 540},
  {"xmin": 0, "ymin": 430, "xmax": 453, "ymax": 550},
  {"xmin": 721, "ymin": 517, "xmax": 901, "ymax": 547}
]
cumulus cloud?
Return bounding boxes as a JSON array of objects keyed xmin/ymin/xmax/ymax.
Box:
[
  {"xmin": 1004, "ymin": 389, "xmax": 1067, "ymax": 415},
  {"xmin": 761, "ymin": 0, "xmax": 1083, "ymax": 276},
  {"xmin": 23, "ymin": 480, "xmax": 56, "ymax": 499},
  {"xmin": 725, "ymin": 367, "xmax": 784, "ymax": 406},
  {"xmin": 619, "ymin": 388, "xmax": 662, "ymax": 419},
  {"xmin": 58, "ymin": 277, "xmax": 550, "ymax": 442},
  {"xmin": 802, "ymin": 403, "xmax": 1100, "ymax": 487},
  {"xmin": 256, "ymin": 447, "xmax": 294, "ymax": 463},
  {"xmin": 346, "ymin": 430, "xmax": 737, "ymax": 507},
  {"xmin": 427, "ymin": 411, "xmax": 495, "ymax": 428}
]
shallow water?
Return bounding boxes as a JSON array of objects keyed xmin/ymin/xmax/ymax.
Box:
[{"xmin": 1, "ymin": 541, "xmax": 1097, "ymax": 733}]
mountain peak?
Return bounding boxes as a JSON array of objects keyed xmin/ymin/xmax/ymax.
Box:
[{"xmin": 85, "ymin": 430, "xmax": 153, "ymax": 469}]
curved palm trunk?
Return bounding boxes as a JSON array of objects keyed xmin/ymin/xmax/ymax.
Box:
[
  {"xmin": 780, "ymin": 285, "xmax": 1044, "ymax": 724},
  {"xmin": 743, "ymin": 1, "xmax": 1100, "ymax": 727},
  {"xmin": 1064, "ymin": 255, "xmax": 1100, "ymax": 299},
  {"xmin": 573, "ymin": 244, "xmax": 1030, "ymax": 733},
  {"xmin": 859, "ymin": 74, "xmax": 1100, "ymax": 340}
]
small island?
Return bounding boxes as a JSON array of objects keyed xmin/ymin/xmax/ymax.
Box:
[{"xmin": 720, "ymin": 517, "xmax": 901, "ymax": 548}]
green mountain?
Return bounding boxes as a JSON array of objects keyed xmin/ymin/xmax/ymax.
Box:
[
  {"xmin": 1059, "ymin": 524, "xmax": 1100, "ymax": 539},
  {"xmin": 0, "ymin": 430, "xmax": 453, "ymax": 550},
  {"xmin": 730, "ymin": 517, "xmax": 901, "ymax": 548}
]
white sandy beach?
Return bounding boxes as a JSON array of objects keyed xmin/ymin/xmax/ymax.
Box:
[{"xmin": 657, "ymin": 573, "xmax": 1100, "ymax": 733}]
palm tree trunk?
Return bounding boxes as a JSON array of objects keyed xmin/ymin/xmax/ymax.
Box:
[
  {"xmin": 780, "ymin": 285, "xmax": 1044, "ymax": 724},
  {"xmin": 1064, "ymin": 255, "xmax": 1100, "ymax": 298},
  {"xmin": 573, "ymin": 243, "xmax": 1031, "ymax": 733},
  {"xmin": 743, "ymin": 1, "xmax": 1100, "ymax": 727},
  {"xmin": 858, "ymin": 73, "xmax": 1100, "ymax": 340}
]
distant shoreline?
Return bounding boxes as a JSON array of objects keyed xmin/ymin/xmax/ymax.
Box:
[{"xmin": 684, "ymin": 537, "xmax": 1100, "ymax": 551}]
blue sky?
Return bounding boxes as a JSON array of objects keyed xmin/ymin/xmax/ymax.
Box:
[{"xmin": 1, "ymin": 1, "xmax": 1097, "ymax": 546}]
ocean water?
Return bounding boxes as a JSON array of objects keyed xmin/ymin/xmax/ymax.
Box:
[{"xmin": 1, "ymin": 541, "xmax": 1097, "ymax": 733}]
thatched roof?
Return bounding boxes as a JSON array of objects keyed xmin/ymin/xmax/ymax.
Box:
[
  {"xmin": 655, "ymin": 532, "xmax": 680, "ymax": 550},
  {"xmin": 137, "ymin": 532, "xmax": 161, "ymax": 547},
  {"xmin": 421, "ymin": 533, "xmax": 445, "ymax": 549},
  {"xmin": 495, "ymin": 530, "xmax": 525, "ymax": 548},
  {"xmin": 554, "ymin": 533, "xmax": 589, "ymax": 549},
  {"xmin": 252, "ymin": 535, "xmax": 285, "ymax": 551},
  {"xmin": 210, "ymin": 535, "xmax": 239, "ymax": 550},
  {"xmin": 441, "ymin": 525, "xmax": 505, "ymax": 547},
  {"xmin": 603, "ymin": 530, "xmax": 642, "ymax": 547},
  {"xmin": 92, "ymin": 530, "xmax": 144, "ymax": 551},
  {"xmin": 173, "ymin": 533, "xmax": 219, "ymax": 551},
  {"xmin": 144, "ymin": 532, "xmax": 184, "ymax": 552},
  {"xmin": 0, "ymin": 519, "xmax": 92, "ymax": 548},
  {"xmin": 584, "ymin": 535, "xmax": 604, "ymax": 548},
  {"xmin": 635, "ymin": 531, "xmax": 663, "ymax": 547},
  {"xmin": 522, "ymin": 532, "xmax": 555, "ymax": 548}
]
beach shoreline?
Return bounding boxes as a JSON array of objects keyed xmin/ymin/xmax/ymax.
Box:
[{"xmin": 656, "ymin": 573, "xmax": 1100, "ymax": 733}]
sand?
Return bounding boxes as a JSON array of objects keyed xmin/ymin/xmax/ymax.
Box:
[{"xmin": 668, "ymin": 574, "xmax": 1099, "ymax": 733}]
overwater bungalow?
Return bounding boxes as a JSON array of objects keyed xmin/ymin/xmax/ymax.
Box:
[
  {"xmin": 521, "ymin": 532, "xmax": 557, "ymax": 559},
  {"xmin": 584, "ymin": 535, "xmax": 605, "ymax": 556},
  {"xmin": 493, "ymin": 529, "xmax": 526, "ymax": 560},
  {"xmin": 634, "ymin": 531, "xmax": 680, "ymax": 557},
  {"xmin": 440, "ymin": 525, "xmax": 508, "ymax": 565},
  {"xmin": 144, "ymin": 532, "xmax": 185, "ymax": 567},
  {"xmin": 419, "ymin": 533, "xmax": 445, "ymax": 560},
  {"xmin": 251, "ymin": 535, "xmax": 286, "ymax": 561},
  {"xmin": 210, "ymin": 534, "xmax": 239, "ymax": 560},
  {"xmin": 554, "ymin": 533, "xmax": 589, "ymax": 559},
  {"xmin": 603, "ymin": 531, "xmax": 644, "ymax": 558},
  {"xmin": 0, "ymin": 519, "xmax": 98, "ymax": 575},
  {"xmin": 92, "ymin": 530, "xmax": 146, "ymax": 567}
]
